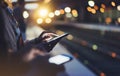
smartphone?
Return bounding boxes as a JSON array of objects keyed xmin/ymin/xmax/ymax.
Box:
[{"xmin": 48, "ymin": 54, "xmax": 73, "ymax": 65}]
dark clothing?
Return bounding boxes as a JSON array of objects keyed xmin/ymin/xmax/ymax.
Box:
[
  {"xmin": 0, "ymin": 6, "xmax": 18, "ymax": 53},
  {"xmin": 27, "ymin": 55, "xmax": 65, "ymax": 76},
  {"xmin": 13, "ymin": 6, "xmax": 26, "ymax": 33},
  {"xmin": 0, "ymin": 4, "xmax": 27, "ymax": 76},
  {"xmin": 0, "ymin": 3, "xmax": 65, "ymax": 76}
]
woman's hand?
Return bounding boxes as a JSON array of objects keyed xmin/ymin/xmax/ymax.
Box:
[
  {"xmin": 22, "ymin": 48, "xmax": 48, "ymax": 62},
  {"xmin": 41, "ymin": 32, "xmax": 59, "ymax": 41}
]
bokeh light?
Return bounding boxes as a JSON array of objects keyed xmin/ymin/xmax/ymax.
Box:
[
  {"xmin": 25, "ymin": 3, "xmax": 39, "ymax": 10},
  {"xmin": 92, "ymin": 44, "xmax": 98, "ymax": 51},
  {"xmin": 38, "ymin": 8, "xmax": 48, "ymax": 18},
  {"xmin": 56, "ymin": 30, "xmax": 65, "ymax": 35},
  {"xmin": 23, "ymin": 11, "xmax": 29, "ymax": 19},
  {"xmin": 111, "ymin": 52, "xmax": 117, "ymax": 58},
  {"xmin": 60, "ymin": 9, "xmax": 65, "ymax": 14},
  {"xmin": 100, "ymin": 8, "xmax": 105, "ymax": 13},
  {"xmin": 88, "ymin": 0, "xmax": 95, "ymax": 7},
  {"xmin": 118, "ymin": 17, "xmax": 120, "ymax": 23},
  {"xmin": 37, "ymin": 18, "xmax": 43, "ymax": 24},
  {"xmin": 67, "ymin": 35, "xmax": 74, "ymax": 40},
  {"xmin": 45, "ymin": 18, "xmax": 52, "ymax": 24},
  {"xmin": 91, "ymin": 9, "xmax": 96, "ymax": 14},
  {"xmin": 72, "ymin": 9, "xmax": 78, "ymax": 17},
  {"xmin": 48, "ymin": 12, "xmax": 55, "ymax": 18},
  {"xmin": 81, "ymin": 40, "xmax": 88, "ymax": 46},
  {"xmin": 101, "ymin": 4, "xmax": 106, "ymax": 9},
  {"xmin": 44, "ymin": 0, "xmax": 51, "ymax": 3},
  {"xmin": 100, "ymin": 72, "xmax": 106, "ymax": 76},
  {"xmin": 87, "ymin": 6, "xmax": 92, "ymax": 12},
  {"xmin": 94, "ymin": 5, "xmax": 99, "ymax": 10},
  {"xmin": 54, "ymin": 10, "xmax": 60, "ymax": 16},
  {"xmin": 64, "ymin": 7, "xmax": 71, "ymax": 13},
  {"xmin": 117, "ymin": 5, "xmax": 120, "ymax": 11},
  {"xmin": 111, "ymin": 1, "xmax": 116, "ymax": 7},
  {"xmin": 105, "ymin": 17, "xmax": 112, "ymax": 24},
  {"xmin": 66, "ymin": 13, "xmax": 72, "ymax": 18}
]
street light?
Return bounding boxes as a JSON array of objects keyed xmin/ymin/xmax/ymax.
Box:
[
  {"xmin": 48, "ymin": 12, "xmax": 54, "ymax": 18},
  {"xmin": 60, "ymin": 9, "xmax": 65, "ymax": 14},
  {"xmin": 25, "ymin": 3, "xmax": 39, "ymax": 10},
  {"xmin": 37, "ymin": 18, "xmax": 43, "ymax": 24},
  {"xmin": 117, "ymin": 5, "xmax": 120, "ymax": 11},
  {"xmin": 23, "ymin": 11, "xmax": 29, "ymax": 19},
  {"xmin": 118, "ymin": 18, "xmax": 120, "ymax": 23},
  {"xmin": 64, "ymin": 7, "xmax": 71, "ymax": 13},
  {"xmin": 72, "ymin": 9, "xmax": 78, "ymax": 17},
  {"xmin": 38, "ymin": 8, "xmax": 48, "ymax": 18},
  {"xmin": 100, "ymin": 8, "xmax": 105, "ymax": 13},
  {"xmin": 45, "ymin": 18, "xmax": 52, "ymax": 24},
  {"xmin": 88, "ymin": 0, "xmax": 95, "ymax": 7},
  {"xmin": 54, "ymin": 10, "xmax": 60, "ymax": 16},
  {"xmin": 111, "ymin": 1, "xmax": 116, "ymax": 7}
]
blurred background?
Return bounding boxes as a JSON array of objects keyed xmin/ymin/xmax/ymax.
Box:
[{"xmin": 12, "ymin": 0, "xmax": 120, "ymax": 76}]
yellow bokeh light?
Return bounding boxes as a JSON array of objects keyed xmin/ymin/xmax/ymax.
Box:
[
  {"xmin": 72, "ymin": 9, "xmax": 78, "ymax": 17},
  {"xmin": 117, "ymin": 5, "xmax": 120, "ymax": 11},
  {"xmin": 48, "ymin": 12, "xmax": 54, "ymax": 18},
  {"xmin": 67, "ymin": 35, "xmax": 74, "ymax": 40},
  {"xmin": 38, "ymin": 8, "xmax": 48, "ymax": 18},
  {"xmin": 91, "ymin": 9, "xmax": 96, "ymax": 14},
  {"xmin": 100, "ymin": 8, "xmax": 105, "ymax": 13},
  {"xmin": 56, "ymin": 30, "xmax": 64, "ymax": 35},
  {"xmin": 111, "ymin": 1, "xmax": 116, "ymax": 7},
  {"xmin": 118, "ymin": 17, "xmax": 120, "ymax": 23},
  {"xmin": 37, "ymin": 18, "xmax": 43, "ymax": 24},
  {"xmin": 87, "ymin": 7, "xmax": 92, "ymax": 12},
  {"xmin": 72, "ymin": 9, "xmax": 78, "ymax": 14},
  {"xmin": 92, "ymin": 44, "xmax": 98, "ymax": 51},
  {"xmin": 23, "ymin": 11, "xmax": 29, "ymax": 19},
  {"xmin": 45, "ymin": 18, "xmax": 52, "ymax": 24},
  {"xmin": 44, "ymin": 0, "xmax": 51, "ymax": 3}
]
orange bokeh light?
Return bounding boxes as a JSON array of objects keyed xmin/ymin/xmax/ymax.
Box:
[
  {"xmin": 101, "ymin": 4, "xmax": 106, "ymax": 8},
  {"xmin": 94, "ymin": 5, "xmax": 99, "ymax": 10},
  {"xmin": 100, "ymin": 72, "xmax": 106, "ymax": 76},
  {"xmin": 87, "ymin": 6, "xmax": 92, "ymax": 12},
  {"xmin": 60, "ymin": 9, "xmax": 65, "ymax": 14},
  {"xmin": 111, "ymin": 52, "xmax": 117, "ymax": 58}
]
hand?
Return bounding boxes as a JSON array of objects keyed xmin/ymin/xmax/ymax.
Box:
[
  {"xmin": 25, "ymin": 31, "xmax": 59, "ymax": 44},
  {"xmin": 23, "ymin": 48, "xmax": 48, "ymax": 62},
  {"xmin": 41, "ymin": 32, "xmax": 59, "ymax": 41}
]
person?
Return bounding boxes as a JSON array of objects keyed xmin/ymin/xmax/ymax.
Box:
[
  {"xmin": 13, "ymin": 0, "xmax": 26, "ymax": 40},
  {"xmin": 0, "ymin": 0, "xmax": 66, "ymax": 76},
  {"xmin": 0, "ymin": 0, "xmax": 56, "ymax": 56}
]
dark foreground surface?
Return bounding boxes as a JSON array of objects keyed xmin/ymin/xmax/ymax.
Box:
[{"xmin": 44, "ymin": 23, "xmax": 120, "ymax": 76}]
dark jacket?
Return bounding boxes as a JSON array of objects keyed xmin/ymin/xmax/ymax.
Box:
[{"xmin": 0, "ymin": 5, "xmax": 18, "ymax": 54}]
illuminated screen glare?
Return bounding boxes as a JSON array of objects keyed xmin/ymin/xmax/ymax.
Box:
[{"xmin": 49, "ymin": 55, "xmax": 71, "ymax": 65}]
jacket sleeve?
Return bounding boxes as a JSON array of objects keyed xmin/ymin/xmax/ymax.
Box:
[
  {"xmin": 0, "ymin": 7, "xmax": 7, "ymax": 51},
  {"xmin": 0, "ymin": 6, "xmax": 18, "ymax": 52}
]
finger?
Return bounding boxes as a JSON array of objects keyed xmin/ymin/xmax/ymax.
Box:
[{"xmin": 47, "ymin": 33, "xmax": 59, "ymax": 37}]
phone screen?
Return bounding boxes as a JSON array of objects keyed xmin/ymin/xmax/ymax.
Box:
[{"xmin": 49, "ymin": 54, "xmax": 72, "ymax": 65}]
